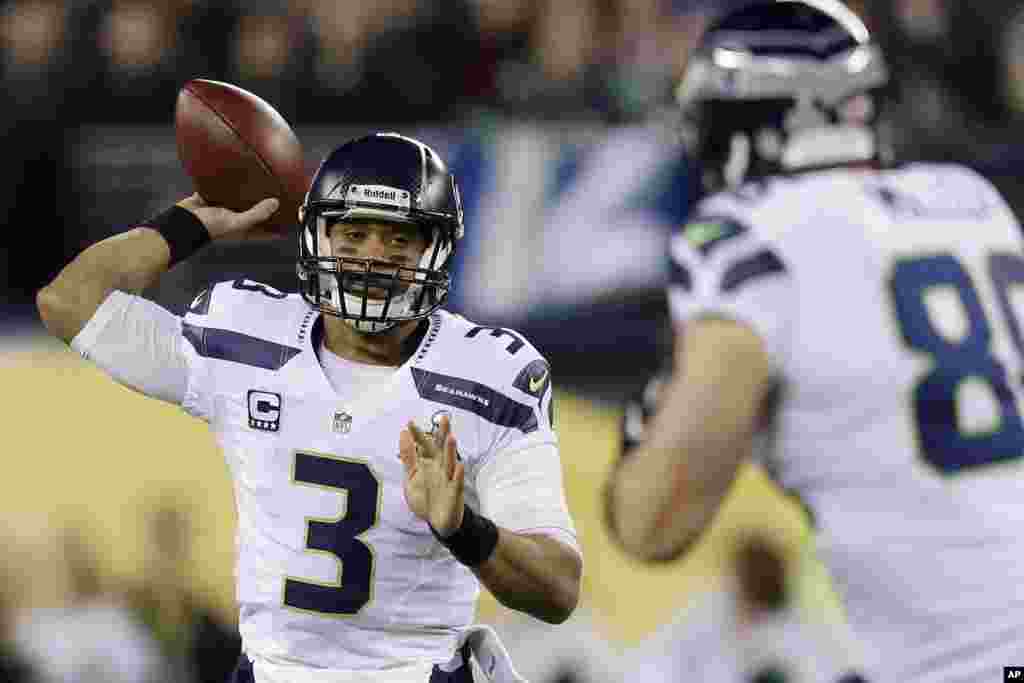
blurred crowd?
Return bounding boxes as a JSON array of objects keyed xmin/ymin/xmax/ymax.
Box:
[
  {"xmin": 6, "ymin": 0, "xmax": 1024, "ymax": 304},
  {"xmin": 0, "ymin": 500, "xmax": 239, "ymax": 683},
  {"xmin": 0, "ymin": 0, "xmax": 711, "ymax": 127},
  {"xmin": 1, "ymin": 0, "xmax": 1022, "ymax": 137}
]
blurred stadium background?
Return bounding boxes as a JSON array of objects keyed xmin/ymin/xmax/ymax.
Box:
[{"xmin": 3, "ymin": 0, "xmax": 1024, "ymax": 680}]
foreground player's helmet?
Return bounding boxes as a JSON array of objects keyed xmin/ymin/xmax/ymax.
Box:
[
  {"xmin": 677, "ymin": 0, "xmax": 890, "ymax": 191},
  {"xmin": 297, "ymin": 132, "xmax": 464, "ymax": 333}
]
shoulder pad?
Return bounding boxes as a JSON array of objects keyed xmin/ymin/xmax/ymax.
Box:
[
  {"xmin": 181, "ymin": 280, "xmax": 309, "ymax": 371},
  {"xmin": 434, "ymin": 313, "xmax": 548, "ymax": 386},
  {"xmin": 414, "ymin": 312, "xmax": 554, "ymax": 432}
]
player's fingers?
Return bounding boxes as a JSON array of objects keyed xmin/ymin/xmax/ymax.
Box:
[
  {"xmin": 444, "ymin": 433, "xmax": 458, "ymax": 480},
  {"xmin": 407, "ymin": 421, "xmax": 436, "ymax": 458},
  {"xmin": 433, "ymin": 414, "xmax": 450, "ymax": 448},
  {"xmin": 176, "ymin": 193, "xmax": 206, "ymax": 210},
  {"xmin": 398, "ymin": 429, "xmax": 416, "ymax": 469},
  {"xmin": 239, "ymin": 197, "xmax": 280, "ymax": 226},
  {"xmin": 452, "ymin": 459, "xmax": 465, "ymax": 498}
]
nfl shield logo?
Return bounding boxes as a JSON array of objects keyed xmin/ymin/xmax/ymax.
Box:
[{"xmin": 332, "ymin": 411, "xmax": 352, "ymax": 434}]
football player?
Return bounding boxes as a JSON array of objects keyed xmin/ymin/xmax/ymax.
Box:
[
  {"xmin": 614, "ymin": 370, "xmax": 867, "ymax": 683},
  {"xmin": 604, "ymin": 1, "xmax": 1024, "ymax": 681},
  {"xmin": 37, "ymin": 133, "xmax": 581, "ymax": 682}
]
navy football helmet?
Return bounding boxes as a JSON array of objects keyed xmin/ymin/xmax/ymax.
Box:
[
  {"xmin": 676, "ymin": 0, "xmax": 890, "ymax": 191},
  {"xmin": 297, "ymin": 133, "xmax": 464, "ymax": 333}
]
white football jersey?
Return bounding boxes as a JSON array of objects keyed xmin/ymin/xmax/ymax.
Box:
[
  {"xmin": 177, "ymin": 280, "xmax": 560, "ymax": 670},
  {"xmin": 668, "ymin": 163, "xmax": 1024, "ymax": 682}
]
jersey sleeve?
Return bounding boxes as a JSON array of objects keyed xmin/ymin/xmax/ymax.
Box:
[
  {"xmin": 667, "ymin": 211, "xmax": 795, "ymax": 374},
  {"xmin": 475, "ymin": 435, "xmax": 580, "ymax": 555},
  {"xmin": 465, "ymin": 339, "xmax": 579, "ymax": 553},
  {"xmin": 70, "ymin": 290, "xmax": 191, "ymax": 408}
]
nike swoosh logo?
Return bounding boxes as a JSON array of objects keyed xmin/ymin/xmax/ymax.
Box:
[{"xmin": 529, "ymin": 370, "xmax": 549, "ymax": 393}]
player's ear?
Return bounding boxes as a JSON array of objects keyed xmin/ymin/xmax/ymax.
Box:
[{"xmin": 298, "ymin": 205, "xmax": 305, "ymax": 223}]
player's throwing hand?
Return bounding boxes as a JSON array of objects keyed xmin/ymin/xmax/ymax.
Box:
[
  {"xmin": 399, "ymin": 415, "xmax": 465, "ymax": 537},
  {"xmin": 176, "ymin": 193, "xmax": 280, "ymax": 241}
]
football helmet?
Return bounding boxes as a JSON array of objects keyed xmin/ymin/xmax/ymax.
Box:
[
  {"xmin": 676, "ymin": 0, "xmax": 890, "ymax": 191},
  {"xmin": 297, "ymin": 132, "xmax": 464, "ymax": 333}
]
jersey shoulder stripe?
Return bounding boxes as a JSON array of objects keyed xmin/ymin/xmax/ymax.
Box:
[
  {"xmin": 411, "ymin": 367, "xmax": 539, "ymax": 433},
  {"xmin": 182, "ymin": 279, "xmax": 309, "ymax": 371},
  {"xmin": 721, "ymin": 249, "xmax": 787, "ymax": 292},
  {"xmin": 181, "ymin": 323, "xmax": 302, "ymax": 371},
  {"xmin": 669, "ymin": 257, "xmax": 693, "ymax": 291},
  {"xmin": 424, "ymin": 312, "xmax": 553, "ymax": 432}
]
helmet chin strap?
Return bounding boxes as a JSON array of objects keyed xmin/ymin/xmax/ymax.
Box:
[
  {"xmin": 780, "ymin": 125, "xmax": 876, "ymax": 171},
  {"xmin": 722, "ymin": 124, "xmax": 877, "ymax": 188}
]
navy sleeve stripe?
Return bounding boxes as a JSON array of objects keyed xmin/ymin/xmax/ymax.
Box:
[
  {"xmin": 182, "ymin": 323, "xmax": 302, "ymax": 371},
  {"xmin": 721, "ymin": 249, "xmax": 787, "ymax": 292},
  {"xmin": 668, "ymin": 258, "xmax": 693, "ymax": 291},
  {"xmin": 411, "ymin": 367, "xmax": 539, "ymax": 434}
]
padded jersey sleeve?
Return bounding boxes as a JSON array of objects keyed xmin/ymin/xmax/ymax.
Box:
[
  {"xmin": 70, "ymin": 291, "xmax": 191, "ymax": 407},
  {"xmin": 465, "ymin": 337, "xmax": 579, "ymax": 555},
  {"xmin": 667, "ymin": 210, "xmax": 795, "ymax": 375},
  {"xmin": 475, "ymin": 432, "xmax": 580, "ymax": 556}
]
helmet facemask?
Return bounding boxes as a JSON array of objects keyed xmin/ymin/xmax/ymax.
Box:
[{"xmin": 298, "ymin": 208, "xmax": 454, "ymax": 334}]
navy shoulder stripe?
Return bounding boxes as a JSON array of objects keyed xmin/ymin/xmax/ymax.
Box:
[
  {"xmin": 721, "ymin": 250, "xmax": 787, "ymax": 293},
  {"xmin": 682, "ymin": 215, "xmax": 749, "ymax": 257},
  {"xmin": 411, "ymin": 367, "xmax": 538, "ymax": 434},
  {"xmin": 182, "ymin": 323, "xmax": 302, "ymax": 371},
  {"xmin": 669, "ymin": 257, "xmax": 692, "ymax": 291}
]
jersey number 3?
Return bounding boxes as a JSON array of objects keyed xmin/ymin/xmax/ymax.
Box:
[
  {"xmin": 890, "ymin": 252, "xmax": 1024, "ymax": 474},
  {"xmin": 284, "ymin": 453, "xmax": 381, "ymax": 616}
]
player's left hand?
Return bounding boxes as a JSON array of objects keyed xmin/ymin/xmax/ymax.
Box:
[{"xmin": 399, "ymin": 415, "xmax": 465, "ymax": 537}]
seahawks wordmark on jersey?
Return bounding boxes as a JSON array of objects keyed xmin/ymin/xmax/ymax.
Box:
[
  {"xmin": 668, "ymin": 164, "xmax": 1024, "ymax": 683},
  {"xmin": 179, "ymin": 279, "xmax": 559, "ymax": 671}
]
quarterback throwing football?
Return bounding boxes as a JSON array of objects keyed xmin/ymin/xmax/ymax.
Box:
[{"xmin": 38, "ymin": 133, "xmax": 581, "ymax": 682}]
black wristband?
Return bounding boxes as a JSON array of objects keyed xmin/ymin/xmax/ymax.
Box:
[
  {"xmin": 144, "ymin": 205, "xmax": 210, "ymax": 266},
  {"xmin": 430, "ymin": 505, "xmax": 499, "ymax": 567}
]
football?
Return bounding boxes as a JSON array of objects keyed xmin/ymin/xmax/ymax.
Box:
[{"xmin": 175, "ymin": 79, "xmax": 309, "ymax": 235}]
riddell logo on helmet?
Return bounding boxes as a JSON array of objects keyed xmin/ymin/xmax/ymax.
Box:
[
  {"xmin": 366, "ymin": 188, "xmax": 396, "ymax": 200},
  {"xmin": 348, "ymin": 185, "xmax": 411, "ymax": 210}
]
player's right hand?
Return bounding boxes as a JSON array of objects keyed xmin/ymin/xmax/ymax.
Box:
[{"xmin": 176, "ymin": 193, "xmax": 280, "ymax": 241}]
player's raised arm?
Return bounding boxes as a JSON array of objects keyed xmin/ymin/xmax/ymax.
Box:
[
  {"xmin": 41, "ymin": 78, "xmax": 305, "ymax": 344},
  {"xmin": 37, "ymin": 195, "xmax": 278, "ymax": 344}
]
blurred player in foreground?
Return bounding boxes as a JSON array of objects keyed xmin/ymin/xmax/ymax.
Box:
[
  {"xmin": 37, "ymin": 132, "xmax": 581, "ymax": 682},
  {"xmin": 604, "ymin": 1, "xmax": 1024, "ymax": 680},
  {"xmin": 615, "ymin": 369, "xmax": 863, "ymax": 683}
]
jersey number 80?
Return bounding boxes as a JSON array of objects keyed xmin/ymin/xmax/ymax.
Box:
[{"xmin": 890, "ymin": 252, "xmax": 1024, "ymax": 474}]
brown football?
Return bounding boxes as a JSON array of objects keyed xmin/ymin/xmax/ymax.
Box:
[{"xmin": 175, "ymin": 79, "xmax": 309, "ymax": 235}]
